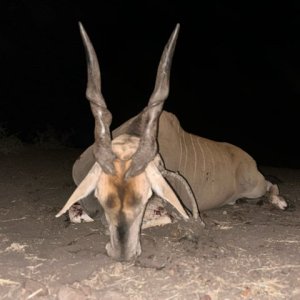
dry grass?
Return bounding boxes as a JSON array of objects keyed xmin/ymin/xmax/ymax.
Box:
[
  {"xmin": 0, "ymin": 279, "xmax": 20, "ymax": 286},
  {"xmin": 62, "ymin": 247, "xmax": 298, "ymax": 300}
]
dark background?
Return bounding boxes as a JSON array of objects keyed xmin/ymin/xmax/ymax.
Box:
[{"xmin": 1, "ymin": 1, "xmax": 299, "ymax": 168}]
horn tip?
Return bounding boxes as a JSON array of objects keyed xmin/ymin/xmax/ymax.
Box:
[{"xmin": 78, "ymin": 21, "xmax": 86, "ymax": 37}]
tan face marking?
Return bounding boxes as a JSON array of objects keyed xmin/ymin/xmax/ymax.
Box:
[
  {"xmin": 96, "ymin": 158, "xmax": 150, "ymax": 225},
  {"xmin": 111, "ymin": 135, "xmax": 139, "ymax": 160}
]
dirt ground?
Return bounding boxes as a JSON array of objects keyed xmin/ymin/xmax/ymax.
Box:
[{"xmin": 0, "ymin": 145, "xmax": 299, "ymax": 300}]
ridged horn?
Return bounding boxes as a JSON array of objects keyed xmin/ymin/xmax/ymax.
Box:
[
  {"xmin": 125, "ymin": 23, "xmax": 180, "ymax": 178},
  {"xmin": 79, "ymin": 22, "xmax": 116, "ymax": 175}
]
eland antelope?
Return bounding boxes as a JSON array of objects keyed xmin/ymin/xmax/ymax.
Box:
[{"xmin": 56, "ymin": 23, "xmax": 287, "ymax": 261}]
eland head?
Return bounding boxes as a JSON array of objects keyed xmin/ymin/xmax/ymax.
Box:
[{"xmin": 56, "ymin": 22, "xmax": 189, "ymax": 261}]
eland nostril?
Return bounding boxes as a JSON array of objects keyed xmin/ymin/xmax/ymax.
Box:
[
  {"xmin": 105, "ymin": 242, "xmax": 125, "ymax": 261},
  {"xmin": 124, "ymin": 244, "xmax": 142, "ymax": 262},
  {"xmin": 105, "ymin": 242, "xmax": 141, "ymax": 262}
]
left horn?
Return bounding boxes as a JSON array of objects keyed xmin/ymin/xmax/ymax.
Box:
[
  {"xmin": 79, "ymin": 22, "xmax": 116, "ymax": 175},
  {"xmin": 126, "ymin": 24, "xmax": 180, "ymax": 178}
]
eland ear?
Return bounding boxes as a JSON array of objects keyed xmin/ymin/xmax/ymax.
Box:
[
  {"xmin": 56, "ymin": 163, "xmax": 102, "ymax": 218},
  {"xmin": 145, "ymin": 161, "xmax": 189, "ymax": 220}
]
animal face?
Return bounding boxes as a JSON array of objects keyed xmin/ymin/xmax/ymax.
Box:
[
  {"xmin": 57, "ymin": 135, "xmax": 188, "ymax": 261},
  {"xmin": 56, "ymin": 23, "xmax": 189, "ymax": 261},
  {"xmin": 95, "ymin": 136, "xmax": 153, "ymax": 260}
]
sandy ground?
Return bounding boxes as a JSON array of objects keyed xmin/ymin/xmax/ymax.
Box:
[{"xmin": 0, "ymin": 146, "xmax": 299, "ymax": 300}]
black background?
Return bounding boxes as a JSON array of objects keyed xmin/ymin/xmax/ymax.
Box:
[{"xmin": 1, "ymin": 1, "xmax": 299, "ymax": 167}]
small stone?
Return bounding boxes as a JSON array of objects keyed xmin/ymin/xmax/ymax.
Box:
[
  {"xmin": 57, "ymin": 286, "xmax": 86, "ymax": 300},
  {"xmin": 112, "ymin": 262, "xmax": 123, "ymax": 275},
  {"xmin": 100, "ymin": 290, "xmax": 127, "ymax": 300},
  {"xmin": 170, "ymin": 227, "xmax": 181, "ymax": 238},
  {"xmin": 200, "ymin": 295, "xmax": 212, "ymax": 300},
  {"xmin": 241, "ymin": 286, "xmax": 251, "ymax": 298},
  {"xmin": 100, "ymin": 273, "xmax": 111, "ymax": 282}
]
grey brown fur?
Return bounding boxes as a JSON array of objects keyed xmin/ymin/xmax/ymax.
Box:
[{"xmin": 73, "ymin": 110, "xmax": 287, "ymax": 216}]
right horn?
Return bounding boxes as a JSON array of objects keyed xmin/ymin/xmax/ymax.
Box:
[{"xmin": 125, "ymin": 24, "xmax": 180, "ymax": 178}]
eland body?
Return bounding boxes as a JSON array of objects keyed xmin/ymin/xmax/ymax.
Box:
[{"xmin": 56, "ymin": 23, "xmax": 287, "ymax": 261}]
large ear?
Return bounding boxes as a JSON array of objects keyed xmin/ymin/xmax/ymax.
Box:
[
  {"xmin": 145, "ymin": 161, "xmax": 189, "ymax": 220},
  {"xmin": 56, "ymin": 163, "xmax": 102, "ymax": 218},
  {"xmin": 160, "ymin": 169, "xmax": 200, "ymax": 220}
]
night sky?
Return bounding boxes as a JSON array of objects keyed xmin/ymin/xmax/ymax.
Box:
[{"xmin": 1, "ymin": 1, "xmax": 299, "ymax": 168}]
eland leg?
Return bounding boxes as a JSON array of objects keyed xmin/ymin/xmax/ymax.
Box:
[
  {"xmin": 238, "ymin": 170, "xmax": 287, "ymax": 210},
  {"xmin": 266, "ymin": 181, "xmax": 288, "ymax": 210}
]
